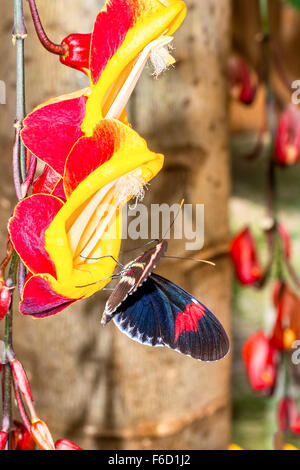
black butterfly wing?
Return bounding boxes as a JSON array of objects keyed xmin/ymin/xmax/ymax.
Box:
[
  {"xmin": 112, "ymin": 277, "xmax": 172, "ymax": 347},
  {"xmin": 112, "ymin": 273, "xmax": 229, "ymax": 361},
  {"xmin": 151, "ymin": 273, "xmax": 230, "ymax": 361}
]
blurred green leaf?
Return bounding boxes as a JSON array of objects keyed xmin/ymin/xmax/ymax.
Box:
[{"xmin": 286, "ymin": 0, "xmax": 300, "ymax": 11}]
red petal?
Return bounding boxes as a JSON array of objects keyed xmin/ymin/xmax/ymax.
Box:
[
  {"xmin": 278, "ymin": 397, "xmax": 298, "ymax": 432},
  {"xmin": 230, "ymin": 228, "xmax": 262, "ymax": 285},
  {"xmin": 20, "ymin": 275, "xmax": 77, "ymax": 318},
  {"xmin": 13, "ymin": 421, "xmax": 35, "ymax": 451},
  {"xmin": 90, "ymin": 0, "xmax": 135, "ymax": 84},
  {"xmin": 0, "ymin": 281, "xmax": 11, "ymax": 321},
  {"xmin": 32, "ymin": 166, "xmax": 61, "ymax": 195},
  {"xmin": 9, "ymin": 195, "xmax": 63, "ymax": 278},
  {"xmin": 0, "ymin": 432, "xmax": 8, "ymax": 450},
  {"xmin": 52, "ymin": 179, "xmax": 66, "ymax": 201},
  {"xmin": 55, "ymin": 439, "xmax": 83, "ymax": 450},
  {"xmin": 21, "ymin": 95, "xmax": 87, "ymax": 175},
  {"xmin": 64, "ymin": 121, "xmax": 115, "ymax": 197}
]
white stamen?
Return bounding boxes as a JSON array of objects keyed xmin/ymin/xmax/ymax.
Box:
[
  {"xmin": 150, "ymin": 41, "xmax": 175, "ymax": 78},
  {"xmin": 67, "ymin": 181, "xmax": 115, "ymax": 254},
  {"xmin": 71, "ymin": 169, "xmax": 146, "ymax": 264},
  {"xmin": 115, "ymin": 168, "xmax": 146, "ymax": 204},
  {"xmin": 105, "ymin": 36, "xmax": 174, "ymax": 120}
]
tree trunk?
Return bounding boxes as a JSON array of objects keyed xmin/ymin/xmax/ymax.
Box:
[{"xmin": 0, "ymin": 0, "xmax": 232, "ymax": 449}]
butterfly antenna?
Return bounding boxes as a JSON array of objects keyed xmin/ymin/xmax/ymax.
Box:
[
  {"xmin": 75, "ymin": 273, "xmax": 121, "ymax": 289},
  {"xmin": 121, "ymin": 198, "xmax": 184, "ymax": 254},
  {"xmin": 161, "ymin": 198, "xmax": 184, "ymax": 241},
  {"xmin": 163, "ymin": 255, "xmax": 215, "ymax": 266},
  {"xmin": 80, "ymin": 254, "xmax": 123, "ymax": 268},
  {"xmin": 123, "ymin": 239, "xmax": 158, "ymax": 253}
]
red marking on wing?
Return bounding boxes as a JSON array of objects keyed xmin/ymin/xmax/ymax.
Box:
[{"xmin": 174, "ymin": 303, "xmax": 206, "ymax": 342}]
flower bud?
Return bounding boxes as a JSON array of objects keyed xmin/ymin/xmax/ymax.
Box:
[
  {"xmin": 55, "ymin": 439, "xmax": 82, "ymax": 450},
  {"xmin": 60, "ymin": 33, "xmax": 91, "ymax": 74},
  {"xmin": 277, "ymin": 397, "xmax": 298, "ymax": 432},
  {"xmin": 243, "ymin": 331, "xmax": 278, "ymax": 394},
  {"xmin": 0, "ymin": 279, "xmax": 11, "ymax": 321},
  {"xmin": 274, "ymin": 105, "xmax": 300, "ymax": 166},
  {"xmin": 271, "ymin": 284, "xmax": 300, "ymax": 350},
  {"xmin": 0, "ymin": 431, "xmax": 8, "ymax": 450},
  {"xmin": 30, "ymin": 419, "xmax": 55, "ymax": 450},
  {"xmin": 229, "ymin": 56, "xmax": 257, "ymax": 105},
  {"xmin": 13, "ymin": 421, "xmax": 35, "ymax": 450},
  {"xmin": 11, "ymin": 360, "xmax": 33, "ymax": 405},
  {"xmin": 278, "ymin": 224, "xmax": 291, "ymax": 259},
  {"xmin": 230, "ymin": 228, "xmax": 262, "ymax": 285},
  {"xmin": 291, "ymin": 417, "xmax": 300, "ymax": 435}
]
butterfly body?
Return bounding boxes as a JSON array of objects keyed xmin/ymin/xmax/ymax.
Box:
[
  {"xmin": 102, "ymin": 240, "xmax": 229, "ymax": 361},
  {"xmin": 101, "ymin": 240, "xmax": 168, "ymax": 324}
]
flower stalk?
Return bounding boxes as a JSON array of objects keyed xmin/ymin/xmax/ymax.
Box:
[
  {"xmin": 13, "ymin": 0, "xmax": 27, "ymax": 181},
  {"xmin": 1, "ymin": 0, "xmax": 27, "ymax": 447},
  {"xmin": 27, "ymin": 0, "xmax": 68, "ymax": 56}
]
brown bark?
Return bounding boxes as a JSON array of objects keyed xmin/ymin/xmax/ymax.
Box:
[{"xmin": 0, "ymin": 0, "xmax": 232, "ymax": 449}]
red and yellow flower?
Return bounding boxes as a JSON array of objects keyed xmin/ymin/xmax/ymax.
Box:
[
  {"xmin": 9, "ymin": 121, "xmax": 163, "ymax": 317},
  {"xmin": 8, "ymin": 1, "xmax": 187, "ymax": 317},
  {"xmin": 242, "ymin": 331, "xmax": 278, "ymax": 395},
  {"xmin": 22, "ymin": 0, "xmax": 187, "ymax": 184}
]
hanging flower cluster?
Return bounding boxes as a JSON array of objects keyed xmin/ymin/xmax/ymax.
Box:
[
  {"xmin": 7, "ymin": 0, "xmax": 186, "ymax": 318},
  {"xmin": 0, "ymin": 356, "xmax": 83, "ymax": 450},
  {"xmin": 0, "ymin": 0, "xmax": 187, "ymax": 451},
  {"xmin": 229, "ymin": 2, "xmax": 300, "ymax": 446}
]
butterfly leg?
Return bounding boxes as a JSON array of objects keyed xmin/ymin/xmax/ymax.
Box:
[{"xmin": 80, "ymin": 254, "xmax": 123, "ymax": 268}]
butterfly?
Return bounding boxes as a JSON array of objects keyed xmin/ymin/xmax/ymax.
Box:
[{"xmin": 101, "ymin": 239, "xmax": 229, "ymax": 361}]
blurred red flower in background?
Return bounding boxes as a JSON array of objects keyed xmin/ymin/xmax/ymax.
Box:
[
  {"xmin": 242, "ymin": 331, "xmax": 278, "ymax": 394},
  {"xmin": 278, "ymin": 224, "xmax": 292, "ymax": 259},
  {"xmin": 229, "ymin": 56, "xmax": 257, "ymax": 105},
  {"xmin": 270, "ymin": 282, "xmax": 300, "ymax": 351},
  {"xmin": 277, "ymin": 397, "xmax": 300, "ymax": 436},
  {"xmin": 274, "ymin": 105, "xmax": 300, "ymax": 166},
  {"xmin": 230, "ymin": 228, "xmax": 262, "ymax": 285}
]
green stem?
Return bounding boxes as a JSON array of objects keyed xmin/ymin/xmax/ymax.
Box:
[
  {"xmin": 2, "ymin": 253, "xmax": 18, "ymax": 440},
  {"xmin": 2, "ymin": 0, "xmax": 27, "ymax": 446},
  {"xmin": 13, "ymin": 0, "xmax": 27, "ymax": 181},
  {"xmin": 259, "ymin": 0, "xmax": 281, "ymax": 277}
]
